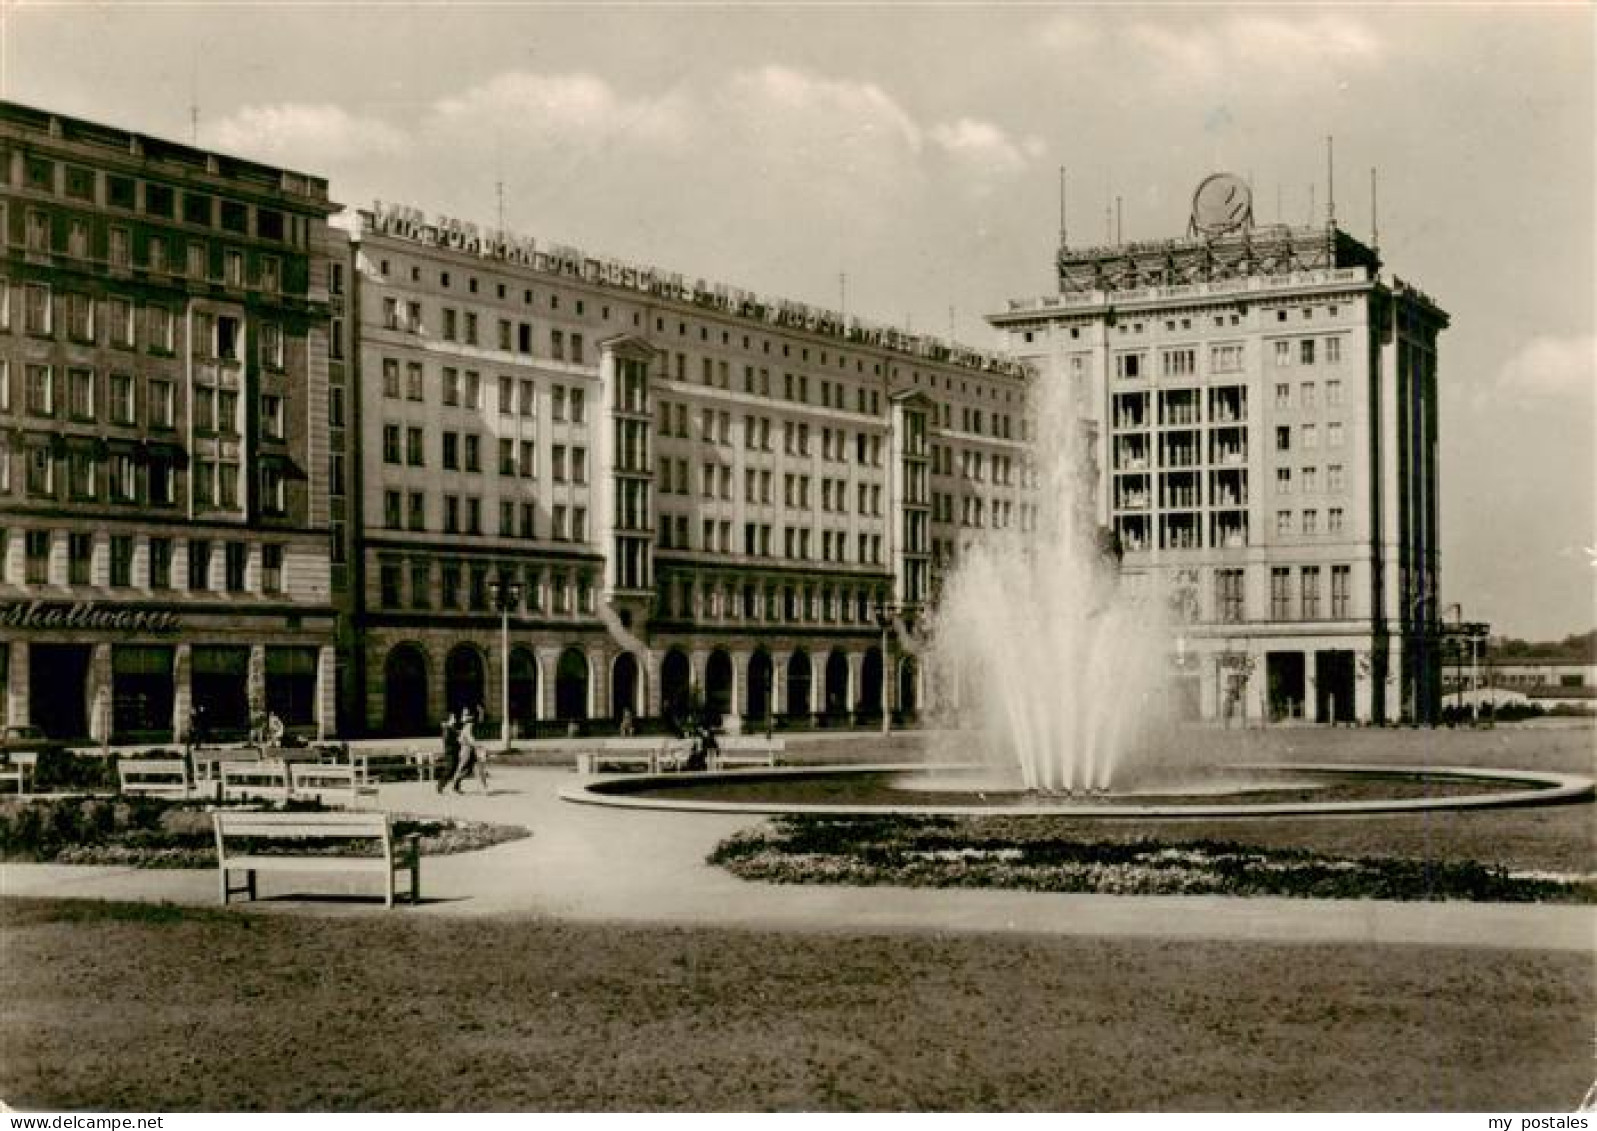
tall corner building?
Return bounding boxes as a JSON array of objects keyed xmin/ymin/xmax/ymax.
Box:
[
  {"xmin": 990, "ymin": 174, "xmax": 1448, "ymax": 725},
  {"xmin": 0, "ymin": 101, "xmax": 341, "ymax": 741}
]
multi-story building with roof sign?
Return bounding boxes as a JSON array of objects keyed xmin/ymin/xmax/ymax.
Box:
[
  {"xmin": 347, "ymin": 203, "xmax": 1032, "ymax": 736},
  {"xmin": 0, "ymin": 100, "xmax": 341, "ymax": 742},
  {"xmin": 991, "ymin": 173, "xmax": 1448, "ymax": 725}
]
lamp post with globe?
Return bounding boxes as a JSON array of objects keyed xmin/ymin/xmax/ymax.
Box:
[{"xmin": 486, "ymin": 574, "xmax": 523, "ymax": 754}]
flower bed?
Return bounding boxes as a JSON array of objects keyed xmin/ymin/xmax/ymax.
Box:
[
  {"xmin": 0, "ymin": 795, "xmax": 528, "ymax": 868},
  {"xmin": 709, "ymin": 816, "xmax": 1597, "ymax": 903}
]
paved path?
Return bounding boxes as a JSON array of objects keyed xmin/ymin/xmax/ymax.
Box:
[{"xmin": 2, "ymin": 767, "xmax": 1591, "ymax": 951}]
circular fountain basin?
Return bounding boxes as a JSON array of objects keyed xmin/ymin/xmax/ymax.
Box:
[{"xmin": 559, "ymin": 762, "xmax": 1597, "ymax": 819}]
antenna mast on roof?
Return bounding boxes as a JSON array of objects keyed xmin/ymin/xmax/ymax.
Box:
[
  {"xmin": 1370, "ymin": 167, "xmax": 1380, "ymax": 252},
  {"xmin": 1115, "ymin": 195, "xmax": 1123, "ymax": 244},
  {"xmin": 1326, "ymin": 135, "xmax": 1337, "ymax": 225},
  {"xmin": 189, "ymin": 50, "xmax": 199, "ymax": 144},
  {"xmin": 1058, "ymin": 166, "xmax": 1068, "ymax": 249}
]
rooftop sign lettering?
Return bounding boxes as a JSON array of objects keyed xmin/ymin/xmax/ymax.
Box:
[{"xmin": 362, "ymin": 201, "xmax": 1028, "ymax": 378}]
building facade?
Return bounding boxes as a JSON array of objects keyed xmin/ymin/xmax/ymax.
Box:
[
  {"xmin": 991, "ymin": 175, "xmax": 1449, "ymax": 725},
  {"xmin": 0, "ymin": 101, "xmax": 340, "ymax": 741},
  {"xmin": 348, "ymin": 203, "xmax": 1031, "ymax": 736}
]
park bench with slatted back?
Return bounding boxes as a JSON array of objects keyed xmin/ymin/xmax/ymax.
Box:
[
  {"xmin": 350, "ymin": 750, "xmax": 438, "ymax": 783},
  {"xmin": 117, "ymin": 757, "xmax": 196, "ymax": 798},
  {"xmin": 288, "ymin": 762, "xmax": 379, "ymax": 809},
  {"xmin": 709, "ymin": 735, "xmax": 785, "ymax": 770},
  {"xmin": 0, "ymin": 753, "xmax": 33, "ymax": 795},
  {"xmin": 219, "ymin": 759, "xmax": 290, "ymax": 802},
  {"xmin": 212, "ymin": 810, "xmax": 420, "ymax": 908}
]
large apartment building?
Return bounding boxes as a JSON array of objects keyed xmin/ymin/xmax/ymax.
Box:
[
  {"xmin": 0, "ymin": 101, "xmax": 341, "ymax": 741},
  {"xmin": 991, "ymin": 174, "xmax": 1449, "ymax": 724},
  {"xmin": 347, "ymin": 203, "xmax": 1031, "ymax": 736}
]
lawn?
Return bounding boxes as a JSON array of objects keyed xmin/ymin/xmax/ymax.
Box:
[
  {"xmin": 774, "ymin": 723, "xmax": 1597, "ymax": 876},
  {"xmin": 1, "ymin": 897, "xmax": 1590, "ymax": 1112}
]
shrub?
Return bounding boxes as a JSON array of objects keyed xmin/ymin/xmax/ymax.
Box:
[{"xmin": 30, "ymin": 749, "xmax": 119, "ymax": 792}]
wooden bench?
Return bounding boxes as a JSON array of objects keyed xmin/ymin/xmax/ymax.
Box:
[
  {"xmin": 709, "ymin": 736, "xmax": 786, "ymax": 770},
  {"xmin": 350, "ymin": 750, "xmax": 437, "ymax": 784},
  {"xmin": 117, "ymin": 758, "xmax": 196, "ymax": 798},
  {"xmin": 212, "ymin": 810, "xmax": 420, "ymax": 908},
  {"xmin": 575, "ymin": 738, "xmax": 686, "ymax": 775},
  {"xmin": 219, "ymin": 759, "xmax": 291, "ymax": 803},
  {"xmin": 0, "ymin": 754, "xmax": 33, "ymax": 795},
  {"xmin": 288, "ymin": 762, "xmax": 378, "ymax": 809}
]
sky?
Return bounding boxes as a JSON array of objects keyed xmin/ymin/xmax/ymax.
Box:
[{"xmin": 2, "ymin": 2, "xmax": 1592, "ymax": 639}]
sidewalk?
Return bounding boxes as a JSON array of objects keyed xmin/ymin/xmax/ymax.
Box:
[{"xmin": 2, "ymin": 766, "xmax": 1591, "ymax": 951}]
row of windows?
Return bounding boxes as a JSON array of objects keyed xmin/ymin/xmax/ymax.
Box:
[
  {"xmin": 377, "ymin": 555, "xmax": 595, "ymax": 616},
  {"xmin": 15, "ymin": 156, "xmax": 297, "ymax": 244},
  {"xmin": 379, "ymin": 357, "xmax": 587, "ymax": 421},
  {"xmin": 2, "ymin": 362, "xmax": 287, "ymax": 441},
  {"xmin": 1274, "ymin": 465, "xmax": 1348, "ymax": 495},
  {"xmin": 0, "ymin": 439, "xmax": 179, "ymax": 507},
  {"xmin": 380, "ymin": 490, "xmax": 588, "ymax": 541},
  {"xmin": 1273, "ymin": 508, "xmax": 1348, "ymax": 536},
  {"xmin": 658, "ymin": 575, "xmax": 891, "ymax": 627},
  {"xmin": 1, "ymin": 282, "xmax": 291, "ymax": 369},
  {"xmin": 0, "ymin": 439, "xmax": 280, "ymax": 513},
  {"xmin": 1206, "ymin": 563, "xmax": 1354, "ymax": 624},
  {"xmin": 1111, "ymin": 337, "xmax": 1346, "ymax": 383},
  {"xmin": 12, "ymin": 204, "xmax": 288, "ymax": 290},
  {"xmin": 1274, "ymin": 379, "xmax": 1345, "ymax": 410},
  {"xmin": 1273, "ymin": 422, "xmax": 1346, "ymax": 452},
  {"xmin": 2, "ymin": 527, "xmax": 286, "ymax": 593}
]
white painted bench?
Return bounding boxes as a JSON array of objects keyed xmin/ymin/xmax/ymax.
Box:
[
  {"xmin": 573, "ymin": 735, "xmax": 785, "ymax": 774},
  {"xmin": 350, "ymin": 750, "xmax": 438, "ymax": 784},
  {"xmin": 0, "ymin": 754, "xmax": 33, "ymax": 795},
  {"xmin": 288, "ymin": 762, "xmax": 379, "ymax": 809},
  {"xmin": 709, "ymin": 736, "xmax": 786, "ymax": 770},
  {"xmin": 212, "ymin": 810, "xmax": 420, "ymax": 908},
  {"xmin": 575, "ymin": 738, "xmax": 686, "ymax": 775},
  {"xmin": 219, "ymin": 760, "xmax": 291, "ymax": 803},
  {"xmin": 117, "ymin": 758, "xmax": 196, "ymax": 798}
]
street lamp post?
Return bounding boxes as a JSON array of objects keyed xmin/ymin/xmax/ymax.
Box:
[
  {"xmin": 874, "ymin": 599, "xmax": 898, "ymax": 737},
  {"xmin": 486, "ymin": 575, "xmax": 523, "ymax": 754}
]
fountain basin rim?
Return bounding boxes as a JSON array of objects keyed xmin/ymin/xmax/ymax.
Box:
[{"xmin": 558, "ymin": 762, "xmax": 1597, "ymax": 818}]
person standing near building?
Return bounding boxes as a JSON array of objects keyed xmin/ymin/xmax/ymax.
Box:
[{"xmin": 436, "ymin": 711, "xmax": 460, "ymax": 794}]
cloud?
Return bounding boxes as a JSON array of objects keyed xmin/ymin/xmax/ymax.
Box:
[
  {"xmin": 929, "ymin": 117, "xmax": 1046, "ymax": 180},
  {"xmin": 421, "ymin": 70, "xmax": 691, "ymax": 153},
  {"xmin": 211, "ymin": 103, "xmax": 405, "ymax": 165},
  {"xmin": 1496, "ymin": 333, "xmax": 1597, "ymax": 399},
  {"xmin": 1122, "ymin": 13, "xmax": 1384, "ymax": 89}
]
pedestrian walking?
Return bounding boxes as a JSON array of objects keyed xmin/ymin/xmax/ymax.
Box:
[{"xmin": 448, "ymin": 708, "xmax": 488, "ymax": 793}]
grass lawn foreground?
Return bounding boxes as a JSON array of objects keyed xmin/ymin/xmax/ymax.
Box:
[{"xmin": 1, "ymin": 896, "xmax": 1591, "ymax": 1112}]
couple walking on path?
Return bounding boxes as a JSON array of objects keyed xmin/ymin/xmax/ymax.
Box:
[{"xmin": 437, "ymin": 708, "xmax": 489, "ymax": 794}]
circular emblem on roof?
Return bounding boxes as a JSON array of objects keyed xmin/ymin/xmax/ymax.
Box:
[{"xmin": 1192, "ymin": 173, "xmax": 1252, "ymax": 236}]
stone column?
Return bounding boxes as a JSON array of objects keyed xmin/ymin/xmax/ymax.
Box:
[
  {"xmin": 772, "ymin": 653, "xmax": 788, "ymax": 716},
  {"xmin": 171, "ymin": 644, "xmax": 192, "ymax": 740},
  {"xmin": 315, "ymin": 644, "xmax": 336, "ymax": 741},
  {"xmin": 724, "ymin": 650, "xmax": 748, "ymax": 735},
  {"xmin": 847, "ymin": 651, "xmax": 863, "ymax": 719},
  {"xmin": 87, "ymin": 643, "xmax": 112, "ymax": 745},
  {"xmin": 536, "ymin": 646, "xmax": 561, "ymax": 722},
  {"xmin": 1198, "ymin": 647, "xmax": 1220, "ymax": 723},
  {"xmin": 643, "ymin": 649, "xmax": 663, "ymax": 718},
  {"xmin": 6, "ymin": 642, "xmax": 28, "ymax": 730}
]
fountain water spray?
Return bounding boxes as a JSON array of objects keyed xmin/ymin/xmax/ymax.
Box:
[{"xmin": 925, "ymin": 364, "xmax": 1171, "ymax": 793}]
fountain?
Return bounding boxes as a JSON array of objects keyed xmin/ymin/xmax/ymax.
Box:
[
  {"xmin": 560, "ymin": 331, "xmax": 1595, "ymax": 820},
  {"xmin": 922, "ymin": 356, "xmax": 1171, "ymax": 794}
]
